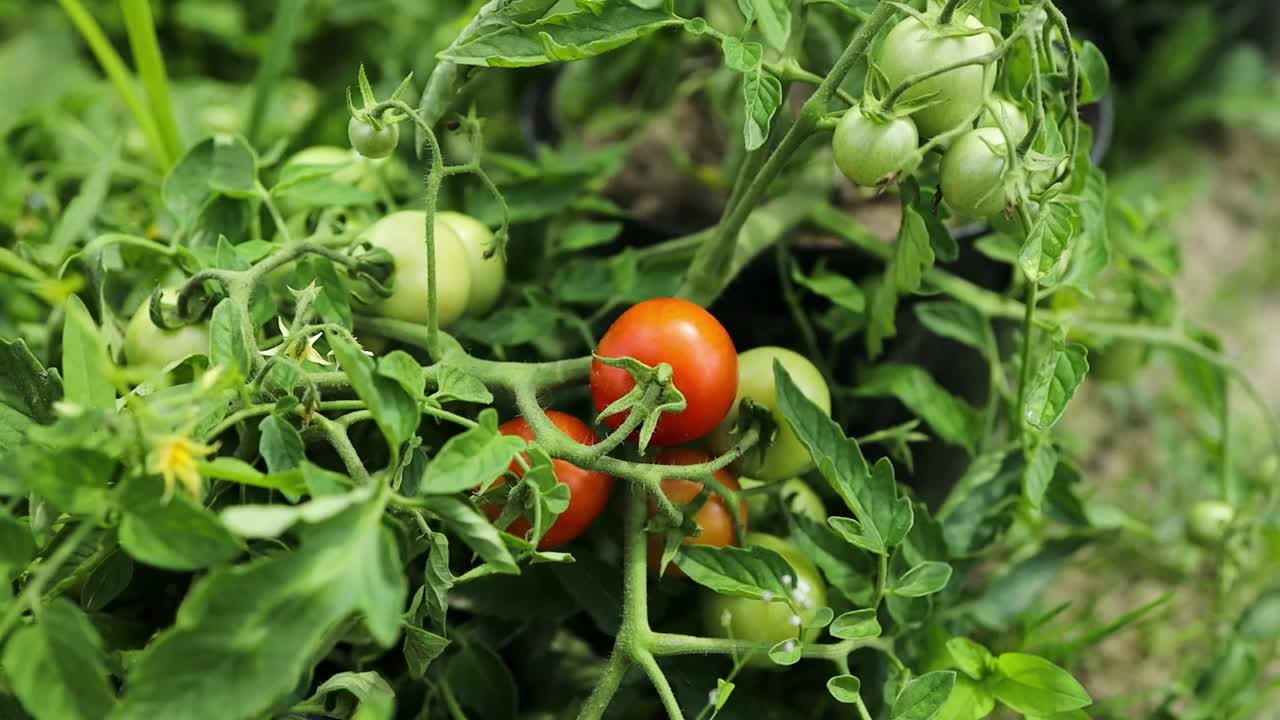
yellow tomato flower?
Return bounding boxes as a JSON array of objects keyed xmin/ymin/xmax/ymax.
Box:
[{"xmin": 149, "ymin": 433, "xmax": 218, "ymax": 499}]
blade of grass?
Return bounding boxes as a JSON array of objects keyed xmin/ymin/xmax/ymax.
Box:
[
  {"xmin": 119, "ymin": 0, "xmax": 182, "ymax": 163},
  {"xmin": 247, "ymin": 0, "xmax": 309, "ymax": 147},
  {"xmin": 57, "ymin": 0, "xmax": 174, "ymax": 170}
]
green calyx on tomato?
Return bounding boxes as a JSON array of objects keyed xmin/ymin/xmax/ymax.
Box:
[
  {"xmin": 125, "ymin": 292, "xmax": 211, "ymax": 369},
  {"xmin": 362, "ymin": 211, "xmax": 473, "ymax": 327},
  {"xmin": 1186, "ymin": 500, "xmax": 1235, "ymax": 547},
  {"xmin": 436, "ymin": 211, "xmax": 506, "ymax": 317},
  {"xmin": 700, "ymin": 533, "xmax": 828, "ymax": 667},
  {"xmin": 592, "ymin": 298, "xmax": 738, "ymax": 447},
  {"xmin": 832, "ymin": 107, "xmax": 920, "ymax": 187},
  {"xmin": 941, "ymin": 127, "xmax": 1010, "ymax": 219},
  {"xmin": 348, "ymin": 116, "xmax": 400, "ymax": 159},
  {"xmin": 485, "ymin": 412, "xmax": 613, "ymax": 549},
  {"xmin": 648, "ymin": 448, "xmax": 745, "ymax": 576},
  {"xmin": 709, "ymin": 346, "xmax": 831, "ymax": 482},
  {"xmin": 876, "ymin": 10, "xmax": 999, "ymax": 138}
]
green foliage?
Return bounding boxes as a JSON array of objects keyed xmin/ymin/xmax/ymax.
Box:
[{"xmin": 0, "ymin": 1, "xmax": 1272, "ymax": 719}]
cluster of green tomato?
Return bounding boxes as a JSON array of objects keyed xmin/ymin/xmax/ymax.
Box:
[{"xmin": 830, "ymin": 7, "xmax": 1030, "ymax": 221}]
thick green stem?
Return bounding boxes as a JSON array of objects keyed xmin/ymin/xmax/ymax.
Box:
[
  {"xmin": 938, "ymin": 0, "xmax": 965, "ymax": 24},
  {"xmin": 676, "ymin": 0, "xmax": 899, "ymax": 305},
  {"xmin": 636, "ymin": 650, "xmax": 684, "ymax": 720},
  {"xmin": 576, "ymin": 648, "xmax": 631, "ymax": 720},
  {"xmin": 313, "ymin": 416, "xmax": 372, "ymax": 484},
  {"xmin": 1014, "ymin": 280, "xmax": 1039, "ymax": 436}
]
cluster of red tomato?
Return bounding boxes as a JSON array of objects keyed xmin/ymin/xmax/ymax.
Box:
[{"xmin": 490, "ymin": 298, "xmax": 834, "ymax": 654}]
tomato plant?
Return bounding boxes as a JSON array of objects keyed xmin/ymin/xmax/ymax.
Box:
[
  {"xmin": 1, "ymin": 1, "xmax": 1273, "ymax": 719},
  {"xmin": 592, "ymin": 298, "xmax": 738, "ymax": 447},
  {"xmin": 485, "ymin": 412, "xmax": 612, "ymax": 549}
]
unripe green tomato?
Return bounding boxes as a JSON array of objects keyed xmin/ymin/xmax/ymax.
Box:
[
  {"xmin": 348, "ymin": 116, "xmax": 400, "ymax": 159},
  {"xmin": 125, "ymin": 292, "xmax": 211, "ymax": 368},
  {"xmin": 979, "ymin": 97, "xmax": 1030, "ymax": 145},
  {"xmin": 1091, "ymin": 340, "xmax": 1150, "ymax": 383},
  {"xmin": 709, "ymin": 347, "xmax": 831, "ymax": 482},
  {"xmin": 436, "ymin": 211, "xmax": 506, "ymax": 316},
  {"xmin": 877, "ymin": 12, "xmax": 998, "ymax": 137},
  {"xmin": 363, "ymin": 211, "xmax": 472, "ymax": 327},
  {"xmin": 701, "ymin": 533, "xmax": 828, "ymax": 668},
  {"xmin": 1187, "ymin": 500, "xmax": 1235, "ymax": 546},
  {"xmin": 283, "ymin": 145, "xmax": 376, "ymax": 187},
  {"xmin": 832, "ymin": 108, "xmax": 919, "ymax": 187},
  {"xmin": 779, "ymin": 479, "xmax": 825, "ymax": 522},
  {"xmin": 941, "ymin": 127, "xmax": 1009, "ymax": 219}
]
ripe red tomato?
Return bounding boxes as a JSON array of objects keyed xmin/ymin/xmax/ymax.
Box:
[
  {"xmin": 486, "ymin": 411, "xmax": 613, "ymax": 549},
  {"xmin": 647, "ymin": 448, "xmax": 746, "ymax": 576},
  {"xmin": 591, "ymin": 298, "xmax": 738, "ymax": 446}
]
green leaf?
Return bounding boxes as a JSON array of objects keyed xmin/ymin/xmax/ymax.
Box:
[
  {"xmin": 788, "ymin": 515, "xmax": 875, "ymax": 606},
  {"xmin": 418, "ymin": 409, "xmax": 525, "ymax": 494},
  {"xmin": 970, "ymin": 539, "xmax": 1085, "ymax": 631},
  {"xmin": 1024, "ymin": 342, "xmax": 1089, "ymax": 430},
  {"xmin": 432, "ymin": 365, "xmax": 494, "ymax": 405},
  {"xmin": 990, "ymin": 653, "xmax": 1091, "ymax": 715},
  {"xmin": 195, "ymin": 456, "xmax": 308, "ymax": 495},
  {"xmin": 892, "ymin": 561, "xmax": 952, "ymax": 597},
  {"xmin": 420, "ymin": 529, "xmax": 456, "ymax": 632},
  {"xmin": 675, "ymin": 545, "xmax": 807, "ymax": 611},
  {"xmin": 1, "ymin": 599, "xmax": 116, "ymax": 720},
  {"xmin": 444, "ymin": 637, "xmax": 518, "ymax": 720},
  {"xmin": 80, "ymin": 548, "xmax": 134, "ymax": 612},
  {"xmin": 20, "ymin": 448, "xmax": 113, "ymax": 516},
  {"xmin": 258, "ymin": 415, "xmax": 304, "ymax": 473},
  {"xmin": 855, "ymin": 364, "xmax": 981, "ymax": 453},
  {"xmin": 403, "ymin": 624, "xmax": 450, "ymax": 678},
  {"xmin": 827, "ymin": 674, "xmax": 862, "ymax": 703},
  {"xmin": 936, "ymin": 676, "xmax": 996, "ymax": 720},
  {"xmin": 830, "ymin": 609, "xmax": 881, "ymax": 639},
  {"xmin": 115, "ymin": 492, "xmax": 405, "ymax": 720},
  {"xmin": 743, "ymin": 70, "xmax": 783, "ymax": 153},
  {"xmin": 914, "ymin": 302, "xmax": 995, "ymax": 358},
  {"xmin": 208, "ymin": 298, "xmax": 252, "ymax": 378},
  {"xmin": 742, "ymin": 0, "xmax": 792, "ymax": 49},
  {"xmin": 378, "ymin": 350, "xmax": 426, "ymax": 399},
  {"xmin": 423, "ymin": 495, "xmax": 519, "ymax": 575},
  {"xmin": 292, "ymin": 671, "xmax": 395, "ymax": 719},
  {"xmin": 1018, "ymin": 201, "xmax": 1078, "ymax": 284},
  {"xmin": 1062, "ymin": 169, "xmax": 1109, "ymax": 288},
  {"xmin": 439, "ymin": 5, "xmax": 681, "ymax": 67},
  {"xmin": 328, "ymin": 330, "xmax": 419, "ymax": 452},
  {"xmin": 768, "ymin": 638, "xmax": 803, "ymax": 666},
  {"xmin": 866, "ymin": 274, "xmax": 898, "ymax": 358},
  {"xmin": 777, "ymin": 364, "xmax": 909, "ymax": 555},
  {"xmin": 164, "ymin": 136, "xmax": 257, "ymax": 232},
  {"xmin": 518, "ymin": 446, "xmax": 571, "ymax": 543},
  {"xmin": 1078, "ymin": 41, "xmax": 1110, "ymax": 104},
  {"xmin": 560, "ymin": 220, "xmax": 624, "ymax": 252},
  {"xmin": 894, "ymin": 206, "xmax": 934, "ymax": 293},
  {"xmin": 1023, "ymin": 442, "xmax": 1058, "ymax": 509},
  {"xmin": 61, "ymin": 296, "xmax": 115, "ymax": 412},
  {"xmin": 946, "ymin": 637, "xmax": 994, "ymax": 680},
  {"xmin": 792, "ymin": 264, "xmax": 866, "ymax": 313},
  {"xmin": 891, "ymin": 671, "xmax": 955, "ymax": 720},
  {"xmin": 0, "ymin": 338, "xmax": 63, "ymax": 423},
  {"xmin": 118, "ymin": 475, "xmax": 244, "ymax": 570}
]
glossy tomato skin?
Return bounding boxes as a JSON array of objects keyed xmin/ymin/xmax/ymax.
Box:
[
  {"xmin": 592, "ymin": 298, "xmax": 738, "ymax": 447},
  {"xmin": 832, "ymin": 108, "xmax": 919, "ymax": 187},
  {"xmin": 1186, "ymin": 500, "xmax": 1235, "ymax": 547},
  {"xmin": 709, "ymin": 346, "xmax": 831, "ymax": 482},
  {"xmin": 701, "ymin": 533, "xmax": 828, "ymax": 668},
  {"xmin": 979, "ymin": 97, "xmax": 1030, "ymax": 145},
  {"xmin": 436, "ymin": 211, "xmax": 506, "ymax": 316},
  {"xmin": 941, "ymin": 127, "xmax": 1009, "ymax": 219},
  {"xmin": 780, "ymin": 479, "xmax": 825, "ymax": 523},
  {"xmin": 648, "ymin": 448, "xmax": 745, "ymax": 576},
  {"xmin": 348, "ymin": 117, "xmax": 400, "ymax": 159},
  {"xmin": 488, "ymin": 412, "xmax": 613, "ymax": 549},
  {"xmin": 124, "ymin": 292, "xmax": 211, "ymax": 368},
  {"xmin": 363, "ymin": 211, "xmax": 472, "ymax": 328},
  {"xmin": 877, "ymin": 12, "xmax": 998, "ymax": 138}
]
